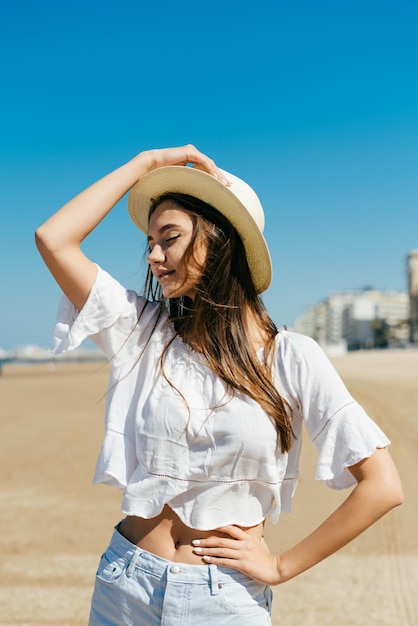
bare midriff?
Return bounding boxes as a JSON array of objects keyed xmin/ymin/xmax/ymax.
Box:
[{"xmin": 118, "ymin": 505, "xmax": 265, "ymax": 564}]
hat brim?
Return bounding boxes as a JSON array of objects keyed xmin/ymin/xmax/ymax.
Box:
[{"xmin": 127, "ymin": 166, "xmax": 272, "ymax": 294}]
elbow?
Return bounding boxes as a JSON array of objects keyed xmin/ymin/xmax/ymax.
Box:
[
  {"xmin": 389, "ymin": 482, "xmax": 404, "ymax": 510},
  {"xmin": 387, "ymin": 457, "xmax": 404, "ymax": 510},
  {"xmin": 34, "ymin": 227, "xmax": 52, "ymax": 265},
  {"xmin": 35, "ymin": 224, "xmax": 59, "ymax": 258},
  {"xmin": 381, "ymin": 474, "xmax": 404, "ymax": 514},
  {"xmin": 35, "ymin": 225, "xmax": 48, "ymax": 254},
  {"xmin": 367, "ymin": 478, "xmax": 403, "ymax": 520}
]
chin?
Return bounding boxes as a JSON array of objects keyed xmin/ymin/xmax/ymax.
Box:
[
  {"xmin": 164, "ymin": 288, "xmax": 195, "ymax": 300},
  {"xmin": 162, "ymin": 287, "xmax": 180, "ymax": 299}
]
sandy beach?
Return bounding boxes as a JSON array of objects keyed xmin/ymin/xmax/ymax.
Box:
[{"xmin": 1, "ymin": 350, "xmax": 417, "ymax": 625}]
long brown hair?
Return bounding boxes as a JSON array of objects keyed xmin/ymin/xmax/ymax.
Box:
[{"xmin": 144, "ymin": 193, "xmax": 293, "ymax": 452}]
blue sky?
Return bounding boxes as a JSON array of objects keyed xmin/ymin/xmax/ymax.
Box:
[{"xmin": 1, "ymin": 0, "xmax": 417, "ymax": 350}]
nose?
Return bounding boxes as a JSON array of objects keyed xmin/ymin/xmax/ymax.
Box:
[{"xmin": 147, "ymin": 244, "xmax": 165, "ymax": 265}]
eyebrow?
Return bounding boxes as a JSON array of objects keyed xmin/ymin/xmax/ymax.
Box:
[{"xmin": 147, "ymin": 223, "xmax": 183, "ymax": 242}]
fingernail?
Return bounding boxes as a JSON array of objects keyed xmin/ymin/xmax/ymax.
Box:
[
  {"xmin": 191, "ymin": 539, "xmax": 201, "ymax": 546},
  {"xmin": 193, "ymin": 547, "xmax": 202, "ymax": 553},
  {"xmin": 203, "ymin": 555, "xmax": 211, "ymax": 562}
]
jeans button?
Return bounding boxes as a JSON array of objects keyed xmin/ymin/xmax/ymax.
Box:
[{"xmin": 170, "ymin": 565, "xmax": 181, "ymax": 574}]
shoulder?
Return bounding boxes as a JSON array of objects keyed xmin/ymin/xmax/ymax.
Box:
[
  {"xmin": 276, "ymin": 330, "xmax": 326, "ymax": 365},
  {"xmin": 274, "ymin": 330, "xmax": 351, "ymax": 406}
]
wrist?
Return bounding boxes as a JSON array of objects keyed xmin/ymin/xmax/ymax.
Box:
[{"xmin": 128, "ymin": 150, "xmax": 158, "ymax": 182}]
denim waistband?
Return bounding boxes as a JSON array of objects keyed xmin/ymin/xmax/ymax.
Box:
[{"xmin": 110, "ymin": 522, "xmax": 254, "ymax": 586}]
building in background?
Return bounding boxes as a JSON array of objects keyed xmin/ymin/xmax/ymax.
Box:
[
  {"xmin": 407, "ymin": 250, "xmax": 418, "ymax": 343},
  {"xmin": 294, "ymin": 288, "xmax": 409, "ymax": 352}
]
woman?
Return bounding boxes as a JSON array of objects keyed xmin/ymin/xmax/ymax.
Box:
[{"xmin": 35, "ymin": 145, "xmax": 403, "ymax": 625}]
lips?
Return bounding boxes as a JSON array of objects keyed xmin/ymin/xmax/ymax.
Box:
[{"xmin": 156, "ymin": 269, "xmax": 175, "ymax": 282}]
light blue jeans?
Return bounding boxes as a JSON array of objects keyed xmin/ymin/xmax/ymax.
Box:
[{"xmin": 88, "ymin": 525, "xmax": 273, "ymax": 625}]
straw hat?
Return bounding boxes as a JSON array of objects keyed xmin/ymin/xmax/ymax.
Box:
[{"xmin": 127, "ymin": 166, "xmax": 272, "ymax": 293}]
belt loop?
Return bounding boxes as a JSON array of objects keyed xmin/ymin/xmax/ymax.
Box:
[
  {"xmin": 126, "ymin": 548, "xmax": 141, "ymax": 578},
  {"xmin": 209, "ymin": 564, "xmax": 219, "ymax": 596}
]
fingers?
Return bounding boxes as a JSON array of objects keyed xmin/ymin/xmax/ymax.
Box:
[
  {"xmin": 192, "ymin": 537, "xmax": 241, "ymax": 553},
  {"xmin": 192, "ymin": 539, "xmax": 246, "ymax": 568},
  {"xmin": 193, "ymin": 545, "xmax": 240, "ymax": 562},
  {"xmin": 191, "ymin": 525, "xmax": 258, "ymax": 557},
  {"xmin": 190, "ymin": 530, "xmax": 281, "ymax": 585},
  {"xmin": 191, "ymin": 531, "xmax": 253, "ymax": 563},
  {"xmin": 150, "ymin": 144, "xmax": 231, "ymax": 186},
  {"xmin": 216, "ymin": 525, "xmax": 249, "ymax": 539},
  {"xmin": 170, "ymin": 144, "xmax": 217, "ymax": 174}
]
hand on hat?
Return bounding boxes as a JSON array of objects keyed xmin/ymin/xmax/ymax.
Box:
[
  {"xmin": 141, "ymin": 144, "xmax": 231, "ymax": 187},
  {"xmin": 35, "ymin": 142, "xmax": 232, "ymax": 313}
]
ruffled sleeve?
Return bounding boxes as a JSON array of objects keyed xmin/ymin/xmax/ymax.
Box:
[
  {"xmin": 52, "ymin": 265, "xmax": 161, "ymax": 360},
  {"xmin": 277, "ymin": 332, "xmax": 390, "ymax": 490}
]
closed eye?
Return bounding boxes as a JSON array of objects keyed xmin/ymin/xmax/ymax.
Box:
[
  {"xmin": 148, "ymin": 234, "xmax": 180, "ymax": 252},
  {"xmin": 166, "ymin": 234, "xmax": 180, "ymax": 244}
]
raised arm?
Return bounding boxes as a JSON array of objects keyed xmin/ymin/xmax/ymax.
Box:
[{"xmin": 35, "ymin": 145, "xmax": 226, "ymax": 311}]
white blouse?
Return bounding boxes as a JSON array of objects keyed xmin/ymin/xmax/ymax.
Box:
[{"xmin": 53, "ymin": 266, "xmax": 390, "ymax": 531}]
